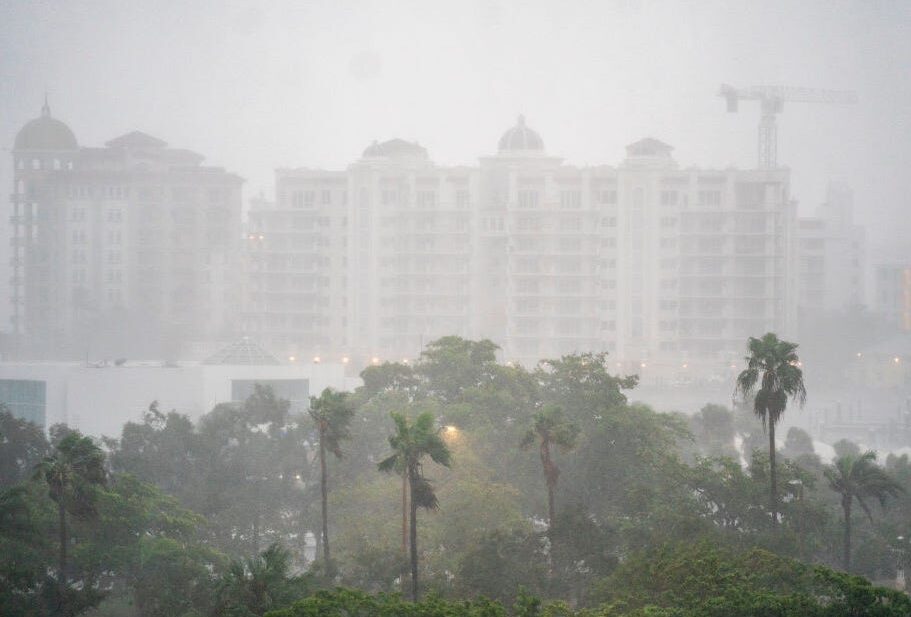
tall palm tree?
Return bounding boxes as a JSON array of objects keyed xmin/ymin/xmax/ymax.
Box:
[
  {"xmin": 378, "ymin": 411, "xmax": 451, "ymax": 600},
  {"xmin": 33, "ymin": 431, "xmax": 106, "ymax": 613},
  {"xmin": 308, "ymin": 388, "xmax": 354, "ymax": 571},
  {"xmin": 825, "ymin": 451, "xmax": 903, "ymax": 571},
  {"xmin": 735, "ymin": 332, "xmax": 806, "ymax": 523},
  {"xmin": 520, "ymin": 404, "xmax": 578, "ymax": 527}
]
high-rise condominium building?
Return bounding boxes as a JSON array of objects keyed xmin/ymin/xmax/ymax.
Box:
[
  {"xmin": 796, "ymin": 182, "xmax": 865, "ymax": 317},
  {"xmin": 9, "ymin": 101, "xmax": 243, "ymax": 359},
  {"xmin": 874, "ymin": 263, "xmax": 911, "ymax": 331},
  {"xmin": 245, "ymin": 117, "xmax": 797, "ymax": 375}
]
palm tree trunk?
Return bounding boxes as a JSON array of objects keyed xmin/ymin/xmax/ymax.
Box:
[
  {"xmin": 768, "ymin": 420, "xmax": 777, "ymax": 524},
  {"xmin": 401, "ymin": 471, "xmax": 408, "ymax": 595},
  {"xmin": 409, "ymin": 470, "xmax": 419, "ymax": 601},
  {"xmin": 319, "ymin": 428, "xmax": 330, "ymax": 567},
  {"xmin": 547, "ymin": 482, "xmax": 556, "ymax": 529},
  {"xmin": 401, "ymin": 472, "xmax": 408, "ymax": 554},
  {"xmin": 58, "ymin": 500, "xmax": 67, "ymax": 583},
  {"xmin": 843, "ymin": 497, "xmax": 852, "ymax": 571},
  {"xmin": 541, "ymin": 439, "xmax": 555, "ymax": 526},
  {"xmin": 58, "ymin": 499, "xmax": 68, "ymax": 613}
]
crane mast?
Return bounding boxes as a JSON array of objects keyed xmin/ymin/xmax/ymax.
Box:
[{"xmin": 719, "ymin": 84, "xmax": 857, "ymax": 169}]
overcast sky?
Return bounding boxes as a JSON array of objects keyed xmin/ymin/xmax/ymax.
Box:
[{"xmin": 2, "ymin": 0, "xmax": 910, "ymax": 259}]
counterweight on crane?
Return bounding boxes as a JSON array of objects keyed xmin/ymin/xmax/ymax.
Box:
[{"xmin": 719, "ymin": 84, "xmax": 857, "ymax": 169}]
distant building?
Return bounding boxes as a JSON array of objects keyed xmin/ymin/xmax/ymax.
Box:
[
  {"xmin": 8, "ymin": 100, "xmax": 244, "ymax": 359},
  {"xmin": 875, "ymin": 263, "xmax": 911, "ymax": 331},
  {"xmin": 0, "ymin": 338, "xmax": 356, "ymax": 436},
  {"xmin": 244, "ymin": 117, "xmax": 798, "ymax": 377},
  {"xmin": 796, "ymin": 182, "xmax": 865, "ymax": 316}
]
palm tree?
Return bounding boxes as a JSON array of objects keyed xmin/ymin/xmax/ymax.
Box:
[
  {"xmin": 213, "ymin": 543, "xmax": 306, "ymax": 615},
  {"xmin": 825, "ymin": 451, "xmax": 903, "ymax": 571},
  {"xmin": 378, "ymin": 411, "xmax": 451, "ymax": 600},
  {"xmin": 33, "ymin": 431, "xmax": 106, "ymax": 613},
  {"xmin": 308, "ymin": 388, "xmax": 354, "ymax": 570},
  {"xmin": 735, "ymin": 333, "xmax": 806, "ymax": 523},
  {"xmin": 520, "ymin": 404, "xmax": 578, "ymax": 527}
]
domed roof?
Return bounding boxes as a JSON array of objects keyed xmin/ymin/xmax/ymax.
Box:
[
  {"xmin": 362, "ymin": 138, "xmax": 428, "ymax": 159},
  {"xmin": 14, "ymin": 99, "xmax": 78, "ymax": 151},
  {"xmin": 498, "ymin": 115, "xmax": 544, "ymax": 153}
]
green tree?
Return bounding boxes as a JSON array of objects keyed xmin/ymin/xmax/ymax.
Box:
[
  {"xmin": 520, "ymin": 405, "xmax": 578, "ymax": 527},
  {"xmin": 377, "ymin": 411, "xmax": 451, "ymax": 600},
  {"xmin": 689, "ymin": 404, "xmax": 737, "ymax": 459},
  {"xmin": 735, "ymin": 332, "xmax": 806, "ymax": 523},
  {"xmin": 824, "ymin": 451, "xmax": 903, "ymax": 571},
  {"xmin": 416, "ymin": 336, "xmax": 501, "ymax": 403},
  {"xmin": 33, "ymin": 431, "xmax": 106, "ymax": 615},
  {"xmin": 0, "ymin": 407, "xmax": 49, "ymax": 488},
  {"xmin": 308, "ymin": 388, "xmax": 354, "ymax": 570},
  {"xmin": 212, "ymin": 543, "xmax": 311, "ymax": 616}
]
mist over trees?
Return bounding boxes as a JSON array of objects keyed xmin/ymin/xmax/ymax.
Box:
[{"xmin": 1, "ymin": 336, "xmax": 909, "ymax": 616}]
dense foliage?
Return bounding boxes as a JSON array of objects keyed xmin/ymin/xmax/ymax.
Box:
[{"xmin": 0, "ymin": 335, "xmax": 908, "ymax": 616}]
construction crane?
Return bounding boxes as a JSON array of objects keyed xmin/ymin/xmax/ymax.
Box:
[{"xmin": 719, "ymin": 84, "xmax": 857, "ymax": 169}]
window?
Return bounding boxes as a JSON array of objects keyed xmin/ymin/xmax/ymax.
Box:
[
  {"xmin": 381, "ymin": 190, "xmax": 398, "ymax": 206},
  {"xmin": 559, "ymin": 237, "xmax": 581, "ymax": 253},
  {"xmin": 597, "ymin": 189, "xmax": 617, "ymax": 205},
  {"xmin": 601, "ymin": 217, "xmax": 617, "ymax": 228},
  {"xmin": 416, "ymin": 191, "xmax": 436, "ymax": 208},
  {"xmin": 321, "ymin": 190, "xmax": 332, "ymax": 205},
  {"xmin": 517, "ymin": 190, "xmax": 539, "ymax": 209},
  {"xmin": 560, "ymin": 190, "xmax": 581, "ymax": 209},
  {"xmin": 456, "ymin": 190, "xmax": 470, "ymax": 208},
  {"xmin": 660, "ymin": 190, "xmax": 678, "ymax": 206},
  {"xmin": 698, "ymin": 190, "xmax": 722, "ymax": 207},
  {"xmin": 561, "ymin": 216, "xmax": 582, "ymax": 231},
  {"xmin": 660, "ymin": 217, "xmax": 677, "ymax": 228}
]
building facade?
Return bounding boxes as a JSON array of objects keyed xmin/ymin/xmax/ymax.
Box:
[
  {"xmin": 875, "ymin": 263, "xmax": 911, "ymax": 331},
  {"xmin": 796, "ymin": 182, "xmax": 865, "ymax": 317},
  {"xmin": 9, "ymin": 101, "xmax": 244, "ymax": 359},
  {"xmin": 244, "ymin": 118, "xmax": 798, "ymax": 377}
]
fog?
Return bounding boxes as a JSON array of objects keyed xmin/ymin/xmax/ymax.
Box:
[
  {"xmin": 2, "ymin": 1, "xmax": 910, "ymax": 232},
  {"xmin": 4, "ymin": 2, "xmax": 911, "ymax": 612}
]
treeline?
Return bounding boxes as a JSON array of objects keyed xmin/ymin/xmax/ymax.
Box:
[{"xmin": 1, "ymin": 336, "xmax": 909, "ymax": 617}]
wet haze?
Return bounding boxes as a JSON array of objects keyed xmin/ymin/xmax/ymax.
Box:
[{"xmin": 2, "ymin": 0, "xmax": 910, "ymax": 316}]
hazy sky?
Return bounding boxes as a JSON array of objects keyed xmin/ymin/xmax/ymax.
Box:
[{"xmin": 2, "ymin": 0, "xmax": 910, "ymax": 257}]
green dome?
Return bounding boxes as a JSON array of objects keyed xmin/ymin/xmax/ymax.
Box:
[{"xmin": 14, "ymin": 100, "xmax": 78, "ymax": 151}]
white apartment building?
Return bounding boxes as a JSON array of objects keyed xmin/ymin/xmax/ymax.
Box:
[
  {"xmin": 796, "ymin": 183, "xmax": 865, "ymax": 317},
  {"xmin": 245, "ymin": 117, "xmax": 798, "ymax": 377},
  {"xmin": 875, "ymin": 263, "xmax": 911, "ymax": 331},
  {"xmin": 9, "ymin": 101, "xmax": 243, "ymax": 360}
]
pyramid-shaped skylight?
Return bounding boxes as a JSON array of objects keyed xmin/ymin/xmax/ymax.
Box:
[{"xmin": 203, "ymin": 337, "xmax": 282, "ymax": 365}]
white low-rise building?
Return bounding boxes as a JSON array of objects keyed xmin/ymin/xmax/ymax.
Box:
[{"xmin": 0, "ymin": 339, "xmax": 358, "ymax": 436}]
